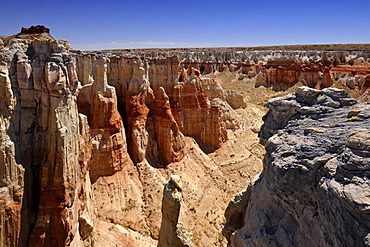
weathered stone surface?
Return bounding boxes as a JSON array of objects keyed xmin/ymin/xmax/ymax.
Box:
[
  {"xmin": 77, "ymin": 57, "xmax": 131, "ymax": 183},
  {"xmin": 222, "ymin": 184, "xmax": 252, "ymax": 241},
  {"xmin": 200, "ymin": 77, "xmax": 225, "ymax": 101},
  {"xmin": 152, "ymin": 87, "xmax": 185, "ymax": 164},
  {"xmin": 224, "ymin": 90, "xmax": 247, "ymax": 109},
  {"xmin": 28, "ymin": 57, "xmax": 81, "ymax": 246},
  {"xmin": 0, "ymin": 33, "xmax": 136, "ymax": 247},
  {"xmin": 115, "ymin": 48, "xmax": 370, "ymax": 98},
  {"xmin": 0, "ymin": 38, "xmax": 84, "ymax": 246},
  {"xmin": 0, "ymin": 64, "xmax": 24, "ymax": 246},
  {"xmin": 5, "ymin": 28, "xmax": 370, "ymax": 247},
  {"xmin": 77, "ymin": 54, "xmax": 229, "ymax": 157},
  {"xmin": 148, "ymin": 55, "xmax": 181, "ymax": 96},
  {"xmin": 158, "ymin": 176, "xmax": 192, "ymax": 247},
  {"xmin": 20, "ymin": 25, "xmax": 50, "ymax": 34},
  {"xmin": 226, "ymin": 86, "xmax": 370, "ymax": 247},
  {"xmin": 172, "ymin": 68, "xmax": 227, "ymax": 153},
  {"xmin": 125, "ymin": 76, "xmax": 152, "ymax": 163}
]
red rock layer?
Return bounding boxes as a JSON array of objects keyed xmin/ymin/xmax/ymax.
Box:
[
  {"xmin": 172, "ymin": 68, "xmax": 227, "ymax": 153},
  {"xmin": 77, "ymin": 57, "xmax": 131, "ymax": 183},
  {"xmin": 152, "ymin": 87, "xmax": 185, "ymax": 164},
  {"xmin": 256, "ymin": 61, "xmax": 332, "ymax": 91},
  {"xmin": 125, "ymin": 80, "xmax": 152, "ymax": 163},
  {"xmin": 185, "ymin": 58, "xmax": 370, "ymax": 94},
  {"xmin": 75, "ymin": 54, "xmax": 228, "ymax": 163}
]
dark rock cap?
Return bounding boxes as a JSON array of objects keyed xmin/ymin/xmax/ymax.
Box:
[{"xmin": 20, "ymin": 25, "xmax": 50, "ymax": 34}]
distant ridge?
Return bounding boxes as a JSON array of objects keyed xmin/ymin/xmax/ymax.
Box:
[{"xmin": 97, "ymin": 44, "xmax": 370, "ymax": 53}]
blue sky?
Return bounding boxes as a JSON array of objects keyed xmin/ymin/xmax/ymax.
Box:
[{"xmin": 1, "ymin": 0, "xmax": 369, "ymax": 50}]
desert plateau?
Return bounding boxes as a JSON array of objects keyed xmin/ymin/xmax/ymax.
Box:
[{"xmin": 0, "ymin": 24, "xmax": 369, "ymax": 247}]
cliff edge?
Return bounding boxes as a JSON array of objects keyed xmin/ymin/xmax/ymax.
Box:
[{"xmin": 224, "ymin": 86, "xmax": 370, "ymax": 246}]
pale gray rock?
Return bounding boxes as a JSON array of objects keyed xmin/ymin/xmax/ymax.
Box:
[
  {"xmin": 226, "ymin": 86, "xmax": 370, "ymax": 247},
  {"xmin": 159, "ymin": 177, "xmax": 191, "ymax": 247},
  {"xmin": 225, "ymin": 89, "xmax": 247, "ymax": 109}
]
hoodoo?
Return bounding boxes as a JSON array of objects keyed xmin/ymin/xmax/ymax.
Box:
[{"xmin": 0, "ymin": 26, "xmax": 369, "ymax": 246}]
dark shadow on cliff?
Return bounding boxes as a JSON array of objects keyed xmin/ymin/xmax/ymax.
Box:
[{"xmin": 7, "ymin": 89, "xmax": 41, "ymax": 246}]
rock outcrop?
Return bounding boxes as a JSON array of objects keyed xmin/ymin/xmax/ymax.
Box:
[
  {"xmin": 0, "ymin": 63, "xmax": 24, "ymax": 247},
  {"xmin": 109, "ymin": 48, "xmax": 370, "ymax": 97},
  {"xmin": 158, "ymin": 175, "xmax": 192, "ymax": 247},
  {"xmin": 172, "ymin": 68, "xmax": 227, "ymax": 153},
  {"xmin": 0, "ymin": 34, "xmax": 82, "ymax": 246},
  {"xmin": 20, "ymin": 25, "xmax": 50, "ymax": 34},
  {"xmin": 76, "ymin": 54, "xmax": 228, "ymax": 161},
  {"xmin": 152, "ymin": 87, "xmax": 185, "ymax": 164},
  {"xmin": 0, "ymin": 28, "xmax": 237, "ymax": 246},
  {"xmin": 77, "ymin": 57, "xmax": 131, "ymax": 182},
  {"xmin": 0, "ymin": 30, "xmax": 146, "ymax": 247},
  {"xmin": 225, "ymin": 86, "xmax": 370, "ymax": 247},
  {"xmin": 2, "ymin": 27, "xmax": 369, "ymax": 247}
]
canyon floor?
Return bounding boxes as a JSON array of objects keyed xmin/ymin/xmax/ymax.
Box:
[
  {"xmin": 1, "ymin": 28, "xmax": 369, "ymax": 246},
  {"xmin": 182, "ymin": 71, "xmax": 289, "ymax": 245}
]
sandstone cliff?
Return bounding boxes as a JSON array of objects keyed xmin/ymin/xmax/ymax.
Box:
[
  {"xmin": 225, "ymin": 86, "xmax": 370, "ymax": 247},
  {"xmin": 1, "ymin": 27, "xmax": 369, "ymax": 247},
  {"xmin": 107, "ymin": 48, "xmax": 370, "ymax": 97},
  {"xmin": 0, "ymin": 56, "xmax": 24, "ymax": 247},
  {"xmin": 0, "ymin": 29, "xmax": 256, "ymax": 246}
]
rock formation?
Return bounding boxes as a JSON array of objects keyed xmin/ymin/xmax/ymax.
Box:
[
  {"xmin": 20, "ymin": 25, "xmax": 50, "ymax": 34},
  {"xmin": 225, "ymin": 86, "xmax": 370, "ymax": 247},
  {"xmin": 0, "ymin": 62, "xmax": 25, "ymax": 247},
  {"xmin": 0, "ymin": 34, "xmax": 82, "ymax": 246},
  {"xmin": 0, "ymin": 27, "xmax": 238, "ymax": 246},
  {"xmin": 75, "ymin": 54, "xmax": 228, "ymax": 162},
  {"xmin": 112, "ymin": 48, "xmax": 370, "ymax": 96},
  {"xmin": 1, "ymin": 26, "xmax": 369, "ymax": 247},
  {"xmin": 152, "ymin": 87, "xmax": 185, "ymax": 164},
  {"xmin": 172, "ymin": 68, "xmax": 227, "ymax": 153},
  {"xmin": 77, "ymin": 57, "xmax": 131, "ymax": 182},
  {"xmin": 158, "ymin": 175, "xmax": 192, "ymax": 247}
]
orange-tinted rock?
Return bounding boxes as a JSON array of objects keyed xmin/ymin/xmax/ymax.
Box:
[
  {"xmin": 258, "ymin": 61, "xmax": 333, "ymax": 91},
  {"xmin": 152, "ymin": 87, "xmax": 185, "ymax": 164},
  {"xmin": 361, "ymin": 75, "xmax": 370, "ymax": 94},
  {"xmin": 77, "ymin": 57, "xmax": 131, "ymax": 182},
  {"xmin": 317, "ymin": 67, "xmax": 333, "ymax": 89},
  {"xmin": 173, "ymin": 68, "xmax": 227, "ymax": 153},
  {"xmin": 125, "ymin": 79, "xmax": 152, "ymax": 163},
  {"xmin": 0, "ymin": 67, "xmax": 24, "ymax": 246},
  {"xmin": 200, "ymin": 77, "xmax": 225, "ymax": 101},
  {"xmin": 78, "ymin": 58, "xmax": 122, "ymax": 133}
]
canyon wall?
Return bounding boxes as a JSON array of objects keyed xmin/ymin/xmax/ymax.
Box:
[
  {"xmin": 0, "ymin": 31, "xmax": 234, "ymax": 246},
  {"xmin": 0, "ymin": 52, "xmax": 24, "ymax": 247},
  {"xmin": 74, "ymin": 53, "xmax": 228, "ymax": 162},
  {"xmin": 224, "ymin": 86, "xmax": 370, "ymax": 247},
  {"xmin": 1, "ymin": 27, "xmax": 369, "ymax": 247},
  {"xmin": 110, "ymin": 48, "xmax": 370, "ymax": 95}
]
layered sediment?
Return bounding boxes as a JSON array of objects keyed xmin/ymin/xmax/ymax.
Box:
[
  {"xmin": 0, "ymin": 27, "xmax": 369, "ymax": 247},
  {"xmin": 104, "ymin": 47, "xmax": 370, "ymax": 95},
  {"xmin": 0, "ymin": 29, "xmax": 237, "ymax": 246}
]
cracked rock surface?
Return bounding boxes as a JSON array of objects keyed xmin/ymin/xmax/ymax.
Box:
[{"xmin": 226, "ymin": 86, "xmax": 370, "ymax": 247}]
